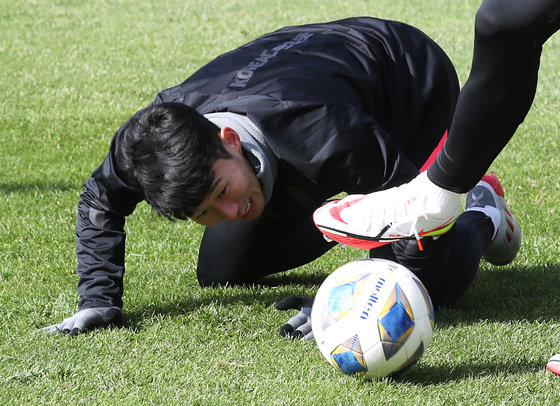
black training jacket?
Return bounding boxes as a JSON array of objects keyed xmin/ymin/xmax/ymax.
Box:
[{"xmin": 76, "ymin": 17, "xmax": 458, "ymax": 309}]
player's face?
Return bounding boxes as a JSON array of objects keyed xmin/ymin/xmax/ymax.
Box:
[{"xmin": 191, "ymin": 128, "xmax": 265, "ymax": 226}]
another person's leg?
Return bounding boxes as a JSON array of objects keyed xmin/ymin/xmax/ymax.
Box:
[
  {"xmin": 433, "ymin": 0, "xmax": 559, "ymax": 372},
  {"xmin": 429, "ymin": 0, "xmax": 560, "ymax": 192}
]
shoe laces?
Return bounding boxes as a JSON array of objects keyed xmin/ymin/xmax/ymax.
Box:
[{"xmin": 403, "ymin": 191, "xmax": 444, "ymax": 251}]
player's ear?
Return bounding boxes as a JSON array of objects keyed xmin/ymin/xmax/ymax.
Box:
[{"xmin": 219, "ymin": 127, "xmax": 242, "ymax": 152}]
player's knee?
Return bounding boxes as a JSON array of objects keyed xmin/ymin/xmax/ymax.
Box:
[
  {"xmin": 475, "ymin": 0, "xmax": 539, "ymax": 40},
  {"xmin": 475, "ymin": 4, "xmax": 508, "ymax": 40},
  {"xmin": 196, "ymin": 265, "xmax": 251, "ymax": 288}
]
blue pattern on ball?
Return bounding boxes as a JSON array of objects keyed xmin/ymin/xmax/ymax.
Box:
[
  {"xmin": 327, "ymin": 281, "xmax": 358, "ymax": 314},
  {"xmin": 332, "ymin": 350, "xmax": 366, "ymax": 375},
  {"xmin": 380, "ymin": 301, "xmax": 414, "ymax": 341}
]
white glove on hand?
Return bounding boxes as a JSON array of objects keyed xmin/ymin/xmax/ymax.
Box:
[
  {"xmin": 275, "ymin": 296, "xmax": 314, "ymax": 340},
  {"xmin": 38, "ymin": 307, "xmax": 122, "ymax": 336}
]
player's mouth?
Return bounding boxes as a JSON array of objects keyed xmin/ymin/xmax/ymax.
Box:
[{"xmin": 241, "ymin": 198, "xmax": 255, "ymax": 219}]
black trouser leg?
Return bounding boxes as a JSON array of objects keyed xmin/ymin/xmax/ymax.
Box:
[
  {"xmin": 429, "ymin": 0, "xmax": 560, "ymax": 192},
  {"xmin": 197, "ymin": 211, "xmax": 336, "ymax": 287},
  {"xmin": 370, "ymin": 211, "xmax": 493, "ymax": 309}
]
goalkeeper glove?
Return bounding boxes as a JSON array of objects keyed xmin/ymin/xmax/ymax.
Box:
[
  {"xmin": 275, "ymin": 296, "xmax": 314, "ymax": 340},
  {"xmin": 38, "ymin": 307, "xmax": 122, "ymax": 336}
]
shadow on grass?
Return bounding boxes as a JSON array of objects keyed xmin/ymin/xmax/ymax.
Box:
[
  {"xmin": 121, "ymin": 273, "xmax": 328, "ymax": 330},
  {"xmin": 436, "ymin": 263, "xmax": 560, "ymax": 326},
  {"xmin": 121, "ymin": 263, "xmax": 559, "ymax": 331},
  {"xmin": 0, "ymin": 181, "xmax": 80, "ymax": 193},
  {"xmin": 258, "ymin": 271, "xmax": 329, "ymax": 287},
  {"xmin": 396, "ymin": 358, "xmax": 546, "ymax": 385}
]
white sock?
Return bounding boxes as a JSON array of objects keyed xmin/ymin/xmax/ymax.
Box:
[{"xmin": 418, "ymin": 171, "xmax": 462, "ymax": 204}]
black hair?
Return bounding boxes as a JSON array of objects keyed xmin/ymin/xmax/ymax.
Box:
[{"xmin": 120, "ymin": 102, "xmax": 231, "ymax": 220}]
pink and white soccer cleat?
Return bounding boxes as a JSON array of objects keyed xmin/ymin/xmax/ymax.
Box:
[
  {"xmin": 313, "ymin": 171, "xmax": 461, "ymax": 249},
  {"xmin": 547, "ymin": 354, "xmax": 560, "ymax": 376},
  {"xmin": 466, "ymin": 173, "xmax": 522, "ymax": 265}
]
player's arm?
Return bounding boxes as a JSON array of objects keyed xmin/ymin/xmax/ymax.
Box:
[{"xmin": 39, "ymin": 123, "xmax": 143, "ymax": 335}]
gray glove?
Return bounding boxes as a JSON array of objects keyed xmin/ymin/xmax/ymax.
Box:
[
  {"xmin": 38, "ymin": 307, "xmax": 123, "ymax": 336},
  {"xmin": 275, "ymin": 296, "xmax": 314, "ymax": 340}
]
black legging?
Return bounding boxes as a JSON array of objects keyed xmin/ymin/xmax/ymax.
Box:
[
  {"xmin": 197, "ymin": 209, "xmax": 494, "ymax": 309},
  {"xmin": 370, "ymin": 211, "xmax": 493, "ymax": 309},
  {"xmin": 429, "ymin": 0, "xmax": 560, "ymax": 192}
]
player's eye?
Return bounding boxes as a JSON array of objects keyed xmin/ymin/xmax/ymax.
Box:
[
  {"xmin": 193, "ymin": 209, "xmax": 207, "ymax": 221},
  {"xmin": 218, "ymin": 186, "xmax": 227, "ymax": 198}
]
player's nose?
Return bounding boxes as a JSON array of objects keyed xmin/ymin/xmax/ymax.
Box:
[{"xmin": 212, "ymin": 200, "xmax": 239, "ymax": 221}]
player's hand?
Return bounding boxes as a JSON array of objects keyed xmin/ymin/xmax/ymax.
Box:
[
  {"xmin": 37, "ymin": 307, "xmax": 123, "ymax": 336},
  {"xmin": 274, "ymin": 296, "xmax": 314, "ymax": 340}
]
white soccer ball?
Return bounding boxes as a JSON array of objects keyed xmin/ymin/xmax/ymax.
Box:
[{"xmin": 311, "ymin": 258, "xmax": 435, "ymax": 379}]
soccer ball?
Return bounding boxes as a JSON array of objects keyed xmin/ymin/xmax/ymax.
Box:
[{"xmin": 311, "ymin": 258, "xmax": 434, "ymax": 379}]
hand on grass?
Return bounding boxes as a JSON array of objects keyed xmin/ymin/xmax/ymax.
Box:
[
  {"xmin": 38, "ymin": 307, "xmax": 123, "ymax": 336},
  {"xmin": 275, "ymin": 296, "xmax": 314, "ymax": 340}
]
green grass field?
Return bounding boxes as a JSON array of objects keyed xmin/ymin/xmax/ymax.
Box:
[{"xmin": 1, "ymin": 0, "xmax": 560, "ymax": 404}]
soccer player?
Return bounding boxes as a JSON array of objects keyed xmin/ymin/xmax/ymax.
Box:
[
  {"xmin": 39, "ymin": 17, "xmax": 520, "ymax": 338},
  {"xmin": 314, "ymin": 2, "xmax": 560, "ymax": 368}
]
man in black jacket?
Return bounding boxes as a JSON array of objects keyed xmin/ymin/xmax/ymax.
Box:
[{"xmin": 39, "ymin": 17, "xmax": 519, "ymax": 336}]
